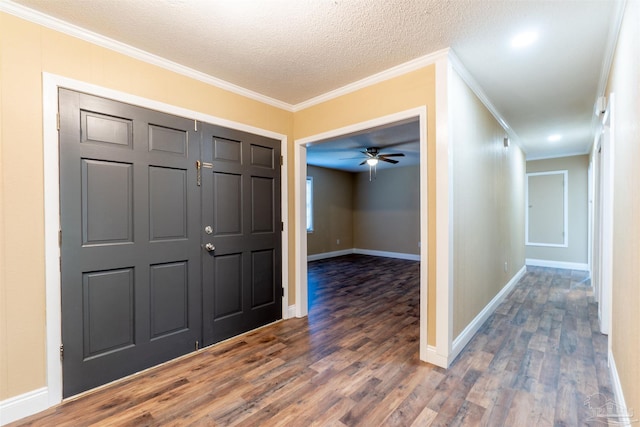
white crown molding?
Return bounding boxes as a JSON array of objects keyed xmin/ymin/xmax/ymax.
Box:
[
  {"xmin": 0, "ymin": 0, "xmax": 294, "ymax": 112},
  {"xmin": 0, "ymin": 1, "xmax": 455, "ymax": 115},
  {"xmin": 590, "ymin": 0, "xmax": 627, "ymax": 135},
  {"xmin": 447, "ymin": 49, "xmax": 522, "ymax": 149},
  {"xmin": 292, "ymin": 48, "xmax": 451, "ymax": 112},
  {"xmin": 596, "ymin": 0, "xmax": 627, "ymax": 98}
]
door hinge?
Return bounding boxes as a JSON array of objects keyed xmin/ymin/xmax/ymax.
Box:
[
  {"xmin": 281, "ymin": 221, "xmax": 284, "ymax": 231},
  {"xmin": 60, "ymin": 344, "xmax": 64, "ymax": 361},
  {"xmin": 58, "ymin": 229, "xmax": 62, "ymax": 247},
  {"xmin": 280, "ymin": 155, "xmax": 283, "ymax": 166},
  {"xmin": 282, "ymin": 287, "xmax": 285, "ymax": 298},
  {"xmin": 195, "ymin": 340, "xmax": 199, "ymax": 351},
  {"xmin": 56, "ymin": 113, "xmax": 60, "ymax": 131}
]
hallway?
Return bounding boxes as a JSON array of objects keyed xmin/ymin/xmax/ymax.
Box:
[{"xmin": 10, "ymin": 256, "xmax": 614, "ymax": 426}]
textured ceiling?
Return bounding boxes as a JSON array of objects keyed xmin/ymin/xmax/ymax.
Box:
[{"xmin": 6, "ymin": 0, "xmax": 622, "ymax": 161}]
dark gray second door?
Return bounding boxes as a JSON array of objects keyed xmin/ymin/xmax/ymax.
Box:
[
  {"xmin": 200, "ymin": 123, "xmax": 282, "ymax": 345},
  {"xmin": 59, "ymin": 89, "xmax": 202, "ymax": 397}
]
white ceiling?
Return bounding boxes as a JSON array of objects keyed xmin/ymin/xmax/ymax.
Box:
[{"xmin": 6, "ymin": 0, "xmax": 623, "ymax": 162}]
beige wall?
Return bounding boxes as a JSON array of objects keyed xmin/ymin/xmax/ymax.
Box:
[
  {"xmin": 606, "ymin": 0, "xmax": 640, "ymax": 415},
  {"xmin": 295, "ymin": 66, "xmax": 438, "ymax": 345},
  {"xmin": 526, "ymin": 155, "xmax": 589, "ymax": 264},
  {"xmin": 307, "ymin": 164, "xmax": 420, "ymax": 257},
  {"xmin": 449, "ymin": 68, "xmax": 525, "ymax": 338},
  {"xmin": 306, "ymin": 166, "xmax": 354, "ymax": 255},
  {"xmin": 0, "ymin": 12, "xmax": 294, "ymax": 400},
  {"xmin": 354, "ymin": 165, "xmax": 420, "ymax": 255},
  {"xmin": 0, "ymin": 19, "xmax": 6, "ymax": 403}
]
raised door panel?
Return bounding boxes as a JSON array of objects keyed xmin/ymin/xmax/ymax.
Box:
[
  {"xmin": 213, "ymin": 253, "xmax": 243, "ymax": 320},
  {"xmin": 149, "ymin": 166, "xmax": 187, "ymax": 241},
  {"xmin": 81, "ymin": 160, "xmax": 133, "ymax": 245},
  {"xmin": 82, "ymin": 268, "xmax": 135, "ymax": 359},
  {"xmin": 251, "ymin": 176, "xmax": 274, "ymax": 234},
  {"xmin": 148, "ymin": 124, "xmax": 187, "ymax": 156},
  {"xmin": 150, "ymin": 262, "xmax": 189, "ymax": 339},
  {"xmin": 251, "ymin": 249, "xmax": 275, "ymax": 308},
  {"xmin": 213, "ymin": 172, "xmax": 242, "ymax": 236}
]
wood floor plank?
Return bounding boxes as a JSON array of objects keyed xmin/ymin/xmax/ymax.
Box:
[
  {"xmin": 9, "ymin": 258, "xmax": 615, "ymax": 427},
  {"xmin": 410, "ymin": 406, "xmax": 438, "ymax": 426},
  {"xmin": 385, "ymin": 369, "xmax": 446, "ymax": 426}
]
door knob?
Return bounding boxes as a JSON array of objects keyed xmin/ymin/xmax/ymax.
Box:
[{"xmin": 204, "ymin": 243, "xmax": 215, "ymax": 252}]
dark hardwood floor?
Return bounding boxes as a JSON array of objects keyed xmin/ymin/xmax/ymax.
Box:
[{"xmin": 10, "ymin": 255, "xmax": 614, "ymax": 426}]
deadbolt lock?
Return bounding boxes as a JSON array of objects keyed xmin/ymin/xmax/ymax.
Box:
[{"xmin": 204, "ymin": 225, "xmax": 213, "ymax": 234}]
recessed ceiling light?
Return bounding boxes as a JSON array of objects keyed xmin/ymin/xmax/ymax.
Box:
[
  {"xmin": 548, "ymin": 134, "xmax": 562, "ymax": 142},
  {"xmin": 511, "ymin": 31, "xmax": 538, "ymax": 48}
]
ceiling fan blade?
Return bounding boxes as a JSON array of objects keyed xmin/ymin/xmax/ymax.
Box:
[
  {"xmin": 379, "ymin": 153, "xmax": 405, "ymax": 157},
  {"xmin": 361, "ymin": 150, "xmax": 375, "ymax": 157},
  {"xmin": 380, "ymin": 158, "xmax": 399, "ymax": 164},
  {"xmin": 340, "ymin": 156, "xmax": 368, "ymax": 160},
  {"xmin": 359, "ymin": 160, "xmax": 368, "ymax": 166}
]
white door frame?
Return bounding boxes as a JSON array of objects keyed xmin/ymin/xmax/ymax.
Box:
[
  {"xmin": 293, "ymin": 106, "xmax": 429, "ymax": 361},
  {"xmin": 525, "ymin": 170, "xmax": 570, "ymax": 247},
  {"xmin": 42, "ymin": 73, "xmax": 289, "ymax": 406},
  {"xmin": 589, "ymin": 143, "xmax": 602, "ymax": 307},
  {"xmin": 597, "ymin": 95, "xmax": 614, "ymax": 336}
]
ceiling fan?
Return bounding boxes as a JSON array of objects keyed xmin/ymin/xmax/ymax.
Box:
[
  {"xmin": 358, "ymin": 147, "xmax": 405, "ymax": 181},
  {"xmin": 358, "ymin": 147, "xmax": 405, "ymax": 166}
]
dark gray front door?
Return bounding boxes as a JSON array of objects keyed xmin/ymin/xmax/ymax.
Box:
[
  {"xmin": 59, "ymin": 89, "xmax": 202, "ymax": 397},
  {"xmin": 200, "ymin": 123, "xmax": 282, "ymax": 345}
]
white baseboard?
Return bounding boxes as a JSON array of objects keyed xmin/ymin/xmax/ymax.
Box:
[
  {"xmin": 525, "ymin": 258, "xmax": 589, "ymax": 271},
  {"xmin": 450, "ymin": 265, "xmax": 527, "ymax": 361},
  {"xmin": 608, "ymin": 349, "xmax": 637, "ymax": 426},
  {"xmin": 353, "ymin": 248, "xmax": 420, "ymax": 261},
  {"xmin": 287, "ymin": 305, "xmax": 296, "ymax": 319},
  {"xmin": 0, "ymin": 387, "xmax": 49, "ymax": 426},
  {"xmin": 307, "ymin": 248, "xmax": 421, "ymax": 262},
  {"xmin": 307, "ymin": 249, "xmax": 354, "ymax": 262},
  {"xmin": 424, "ymin": 345, "xmax": 448, "ymax": 368}
]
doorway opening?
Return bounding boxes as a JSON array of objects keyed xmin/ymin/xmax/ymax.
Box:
[
  {"xmin": 305, "ymin": 119, "xmax": 421, "ymax": 312},
  {"xmin": 293, "ymin": 107, "xmax": 428, "ymax": 360}
]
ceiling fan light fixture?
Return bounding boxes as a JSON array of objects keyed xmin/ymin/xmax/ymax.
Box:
[{"xmin": 366, "ymin": 158, "xmax": 379, "ymax": 166}]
